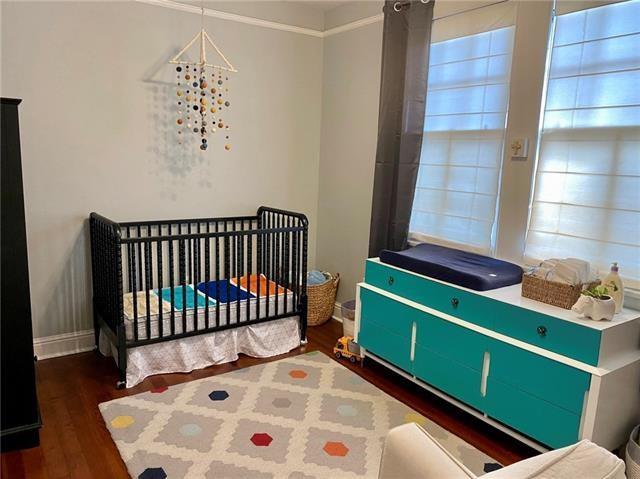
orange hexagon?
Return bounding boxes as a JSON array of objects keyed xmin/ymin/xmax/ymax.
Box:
[
  {"xmin": 288, "ymin": 369, "xmax": 308, "ymax": 379},
  {"xmin": 323, "ymin": 441, "xmax": 349, "ymax": 457}
]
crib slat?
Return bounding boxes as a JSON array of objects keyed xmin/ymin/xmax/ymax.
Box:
[
  {"xmin": 169, "ymin": 235, "xmax": 175, "ymax": 337},
  {"xmin": 180, "ymin": 236, "xmax": 187, "ymax": 335},
  {"xmin": 204, "ymin": 222, "xmax": 210, "ymax": 330},
  {"xmin": 247, "ymin": 222, "xmax": 252, "ymax": 324},
  {"xmin": 158, "ymin": 237, "xmax": 163, "ymax": 339},
  {"xmin": 215, "ymin": 221, "xmax": 220, "ymax": 329}
]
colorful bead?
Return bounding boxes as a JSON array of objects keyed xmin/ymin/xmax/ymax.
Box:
[
  {"xmin": 176, "ymin": 66, "xmax": 182, "ymax": 72},
  {"xmin": 177, "ymin": 90, "xmax": 183, "ymax": 97},
  {"xmin": 185, "ymin": 74, "xmax": 191, "ymax": 80},
  {"xmin": 177, "ymin": 118, "xmax": 183, "ymax": 125},
  {"xmin": 225, "ymin": 101, "xmax": 230, "ymax": 107},
  {"xmin": 225, "ymin": 144, "xmax": 231, "ymax": 151}
]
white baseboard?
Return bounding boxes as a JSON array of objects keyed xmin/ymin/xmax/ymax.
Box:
[
  {"xmin": 33, "ymin": 329, "xmax": 95, "ymax": 360},
  {"xmin": 332, "ymin": 301, "xmax": 343, "ymax": 322}
]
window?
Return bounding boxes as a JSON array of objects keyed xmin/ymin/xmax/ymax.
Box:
[
  {"xmin": 410, "ymin": 22, "xmax": 516, "ymax": 254},
  {"xmin": 525, "ymin": 0, "xmax": 640, "ymax": 282}
]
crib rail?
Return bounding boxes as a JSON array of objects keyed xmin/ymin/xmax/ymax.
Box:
[{"xmin": 89, "ymin": 207, "xmax": 308, "ymax": 388}]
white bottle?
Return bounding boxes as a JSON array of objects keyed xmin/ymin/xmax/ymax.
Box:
[{"xmin": 601, "ymin": 262, "xmax": 624, "ymax": 313}]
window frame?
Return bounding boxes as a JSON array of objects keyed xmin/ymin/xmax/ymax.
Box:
[{"xmin": 410, "ymin": 0, "xmax": 639, "ymax": 303}]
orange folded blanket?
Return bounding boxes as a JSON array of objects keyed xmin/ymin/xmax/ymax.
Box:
[{"xmin": 232, "ymin": 274, "xmax": 287, "ymax": 296}]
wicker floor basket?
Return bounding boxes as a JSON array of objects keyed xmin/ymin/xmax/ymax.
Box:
[
  {"xmin": 307, "ymin": 273, "xmax": 339, "ymax": 326},
  {"xmin": 521, "ymin": 274, "xmax": 599, "ymax": 310},
  {"xmin": 627, "ymin": 424, "xmax": 640, "ymax": 479}
]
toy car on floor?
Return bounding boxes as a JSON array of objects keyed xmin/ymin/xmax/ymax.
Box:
[{"xmin": 333, "ymin": 336, "xmax": 363, "ymax": 363}]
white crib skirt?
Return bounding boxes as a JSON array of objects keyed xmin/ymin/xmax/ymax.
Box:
[{"xmin": 99, "ymin": 317, "xmax": 301, "ymax": 388}]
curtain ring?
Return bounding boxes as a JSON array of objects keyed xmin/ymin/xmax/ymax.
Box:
[{"xmin": 393, "ymin": 2, "xmax": 402, "ymax": 12}]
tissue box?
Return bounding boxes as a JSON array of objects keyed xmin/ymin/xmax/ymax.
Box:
[{"xmin": 522, "ymin": 274, "xmax": 600, "ymax": 309}]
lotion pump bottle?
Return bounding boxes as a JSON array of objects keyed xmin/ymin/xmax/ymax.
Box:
[{"xmin": 602, "ymin": 262, "xmax": 624, "ymax": 313}]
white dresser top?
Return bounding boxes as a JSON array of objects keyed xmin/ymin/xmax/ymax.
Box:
[{"xmin": 369, "ymin": 258, "xmax": 640, "ymax": 331}]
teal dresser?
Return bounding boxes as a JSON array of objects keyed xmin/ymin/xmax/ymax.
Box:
[{"xmin": 356, "ymin": 258, "xmax": 640, "ymax": 451}]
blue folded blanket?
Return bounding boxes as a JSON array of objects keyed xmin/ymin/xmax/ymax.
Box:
[
  {"xmin": 156, "ymin": 285, "xmax": 215, "ymax": 310},
  {"xmin": 196, "ymin": 279, "xmax": 254, "ymax": 303}
]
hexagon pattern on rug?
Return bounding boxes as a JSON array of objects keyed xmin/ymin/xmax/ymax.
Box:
[
  {"xmin": 208, "ymin": 390, "xmax": 229, "ymax": 401},
  {"xmin": 272, "ymin": 397, "xmax": 291, "ymax": 408},
  {"xmin": 155, "ymin": 410, "xmax": 221, "ymax": 453},
  {"xmin": 111, "ymin": 415, "xmax": 135, "ymax": 429},
  {"xmin": 288, "ymin": 369, "xmax": 307, "ymax": 379},
  {"xmin": 228, "ymin": 419, "xmax": 293, "ymax": 464},
  {"xmin": 250, "ymin": 433, "xmax": 273, "ymax": 446},
  {"xmin": 138, "ymin": 467, "xmax": 166, "ymax": 479},
  {"xmin": 253, "ymin": 386, "xmax": 309, "ymax": 421},
  {"xmin": 323, "ymin": 441, "xmax": 349, "ymax": 457},
  {"xmin": 100, "ymin": 352, "xmax": 499, "ymax": 478}
]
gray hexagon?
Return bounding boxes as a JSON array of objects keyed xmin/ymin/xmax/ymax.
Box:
[{"xmin": 272, "ymin": 397, "xmax": 292, "ymax": 409}]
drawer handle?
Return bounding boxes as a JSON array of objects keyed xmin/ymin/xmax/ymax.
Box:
[
  {"xmin": 388, "ymin": 276, "xmax": 395, "ymax": 286},
  {"xmin": 537, "ymin": 325, "xmax": 547, "ymax": 337},
  {"xmin": 451, "ymin": 298, "xmax": 459, "ymax": 308}
]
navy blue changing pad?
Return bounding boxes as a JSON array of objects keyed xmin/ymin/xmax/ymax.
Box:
[{"xmin": 379, "ymin": 243, "xmax": 522, "ymax": 291}]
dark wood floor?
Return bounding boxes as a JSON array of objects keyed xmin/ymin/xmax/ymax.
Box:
[{"xmin": 1, "ymin": 319, "xmax": 536, "ymax": 478}]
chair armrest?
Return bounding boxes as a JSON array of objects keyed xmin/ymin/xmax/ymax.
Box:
[{"xmin": 378, "ymin": 423, "xmax": 476, "ymax": 479}]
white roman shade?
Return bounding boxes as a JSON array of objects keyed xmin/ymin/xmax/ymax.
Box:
[
  {"xmin": 410, "ymin": 2, "xmax": 517, "ymax": 253},
  {"xmin": 525, "ymin": 0, "xmax": 640, "ymax": 283}
]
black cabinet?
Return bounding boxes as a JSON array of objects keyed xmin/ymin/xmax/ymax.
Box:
[{"xmin": 1, "ymin": 98, "xmax": 41, "ymax": 451}]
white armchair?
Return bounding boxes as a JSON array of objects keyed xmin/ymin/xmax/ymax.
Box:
[{"xmin": 379, "ymin": 423, "xmax": 626, "ymax": 479}]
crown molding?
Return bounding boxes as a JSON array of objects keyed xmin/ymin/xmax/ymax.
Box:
[{"xmin": 135, "ymin": 0, "xmax": 382, "ymax": 38}]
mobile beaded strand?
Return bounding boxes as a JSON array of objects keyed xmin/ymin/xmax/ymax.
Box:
[{"xmin": 170, "ymin": 5, "xmax": 237, "ymax": 152}]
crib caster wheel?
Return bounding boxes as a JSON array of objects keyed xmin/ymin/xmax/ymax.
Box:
[{"xmin": 116, "ymin": 380, "xmax": 126, "ymax": 390}]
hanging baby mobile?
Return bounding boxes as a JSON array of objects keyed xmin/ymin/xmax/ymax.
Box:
[{"xmin": 170, "ymin": 6, "xmax": 237, "ymax": 152}]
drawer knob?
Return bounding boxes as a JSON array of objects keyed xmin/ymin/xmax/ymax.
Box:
[
  {"xmin": 388, "ymin": 276, "xmax": 395, "ymax": 286},
  {"xmin": 537, "ymin": 325, "xmax": 547, "ymax": 337},
  {"xmin": 451, "ymin": 298, "xmax": 459, "ymax": 308}
]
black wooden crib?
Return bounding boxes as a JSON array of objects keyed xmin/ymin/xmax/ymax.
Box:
[{"xmin": 89, "ymin": 207, "xmax": 308, "ymax": 388}]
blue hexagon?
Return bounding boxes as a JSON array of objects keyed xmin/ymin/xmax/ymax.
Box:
[
  {"xmin": 139, "ymin": 467, "xmax": 167, "ymax": 479},
  {"xmin": 209, "ymin": 390, "xmax": 229, "ymax": 401}
]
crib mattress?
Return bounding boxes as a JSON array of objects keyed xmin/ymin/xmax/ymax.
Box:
[
  {"xmin": 379, "ymin": 243, "xmax": 523, "ymax": 291},
  {"xmin": 122, "ymin": 275, "xmax": 297, "ymax": 341}
]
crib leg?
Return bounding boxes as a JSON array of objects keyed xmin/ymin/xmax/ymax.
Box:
[
  {"xmin": 92, "ymin": 299, "xmax": 100, "ymax": 349},
  {"xmin": 116, "ymin": 323, "xmax": 127, "ymax": 390},
  {"xmin": 300, "ymin": 294, "xmax": 308, "ymax": 345}
]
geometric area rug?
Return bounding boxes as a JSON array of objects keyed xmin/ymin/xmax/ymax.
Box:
[{"xmin": 100, "ymin": 351, "xmax": 500, "ymax": 478}]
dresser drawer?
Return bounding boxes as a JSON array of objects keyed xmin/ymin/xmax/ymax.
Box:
[
  {"xmin": 490, "ymin": 340, "xmax": 590, "ymax": 415},
  {"xmin": 365, "ymin": 260, "xmax": 601, "ymax": 366},
  {"xmin": 486, "ymin": 378, "xmax": 581, "ymax": 448},
  {"xmin": 416, "ymin": 311, "xmax": 487, "ymax": 371},
  {"xmin": 359, "ymin": 289, "xmax": 416, "ymax": 373},
  {"xmin": 365, "ymin": 260, "xmax": 493, "ymax": 329},
  {"xmin": 491, "ymin": 308, "xmax": 601, "ymax": 366},
  {"xmin": 414, "ymin": 346, "xmax": 485, "ymax": 412},
  {"xmin": 360, "ymin": 288, "xmax": 419, "ymax": 339}
]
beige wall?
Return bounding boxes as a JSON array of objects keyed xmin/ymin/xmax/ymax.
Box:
[
  {"xmin": 1, "ymin": 1, "xmax": 323, "ymax": 338},
  {"xmin": 316, "ymin": 8, "xmax": 383, "ymax": 304}
]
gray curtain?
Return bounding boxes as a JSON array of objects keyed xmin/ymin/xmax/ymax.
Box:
[{"xmin": 368, "ymin": 0, "xmax": 434, "ymax": 257}]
